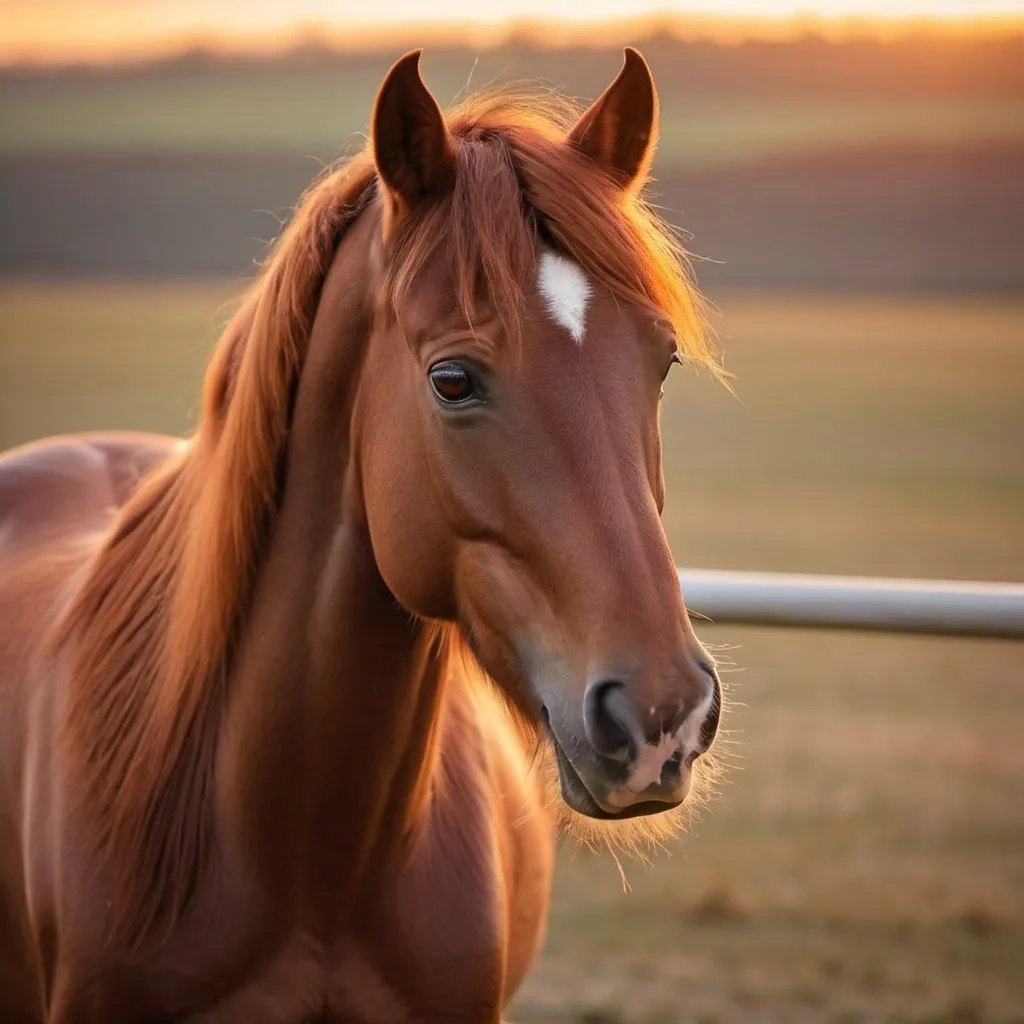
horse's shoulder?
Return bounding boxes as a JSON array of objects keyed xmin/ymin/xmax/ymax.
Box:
[{"xmin": 0, "ymin": 432, "xmax": 178, "ymax": 552}]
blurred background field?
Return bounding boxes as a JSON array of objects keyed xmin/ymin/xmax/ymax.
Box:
[{"xmin": 1, "ymin": 17, "xmax": 1023, "ymax": 1024}]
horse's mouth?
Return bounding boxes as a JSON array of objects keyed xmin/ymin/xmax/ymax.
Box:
[{"xmin": 546, "ymin": 723, "xmax": 684, "ymax": 821}]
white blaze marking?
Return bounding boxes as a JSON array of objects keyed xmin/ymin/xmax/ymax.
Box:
[{"xmin": 537, "ymin": 251, "xmax": 591, "ymax": 344}]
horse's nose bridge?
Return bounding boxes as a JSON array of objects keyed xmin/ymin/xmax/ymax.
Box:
[
  {"xmin": 551, "ymin": 414, "xmax": 671, "ymax": 565},
  {"xmin": 575, "ymin": 505, "xmax": 687, "ymax": 636},
  {"xmin": 530, "ymin": 438, "xmax": 700, "ymax": 689}
]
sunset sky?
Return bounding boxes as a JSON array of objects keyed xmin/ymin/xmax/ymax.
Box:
[{"xmin": 6, "ymin": 0, "xmax": 1024, "ymax": 63}]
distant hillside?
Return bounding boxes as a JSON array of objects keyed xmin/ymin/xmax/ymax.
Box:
[{"xmin": 3, "ymin": 34, "xmax": 1023, "ymax": 167}]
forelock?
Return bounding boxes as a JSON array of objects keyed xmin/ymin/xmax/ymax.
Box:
[{"xmin": 380, "ymin": 89, "xmax": 718, "ymax": 374}]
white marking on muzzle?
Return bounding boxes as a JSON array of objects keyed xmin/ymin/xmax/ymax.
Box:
[
  {"xmin": 679, "ymin": 681, "xmax": 715, "ymax": 760},
  {"xmin": 537, "ymin": 250, "xmax": 591, "ymax": 344},
  {"xmin": 626, "ymin": 732, "xmax": 680, "ymax": 793},
  {"xmin": 621, "ymin": 683, "xmax": 717, "ymax": 797}
]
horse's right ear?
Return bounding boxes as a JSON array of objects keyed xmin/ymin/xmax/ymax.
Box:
[
  {"xmin": 372, "ymin": 50, "xmax": 455, "ymax": 234},
  {"xmin": 566, "ymin": 47, "xmax": 659, "ymax": 193}
]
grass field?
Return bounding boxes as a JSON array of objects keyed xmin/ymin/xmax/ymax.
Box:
[
  {"xmin": 1, "ymin": 284, "xmax": 1022, "ymax": 1021},
  {"xmin": 3, "ymin": 72, "xmax": 1022, "ymax": 170}
]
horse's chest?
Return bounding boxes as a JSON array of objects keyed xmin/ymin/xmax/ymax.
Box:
[
  {"xmin": 188, "ymin": 934, "xmax": 411, "ymax": 1023},
  {"xmin": 191, "ymin": 912, "xmax": 502, "ymax": 1023},
  {"xmin": 188, "ymin": 838, "xmax": 507, "ymax": 1021}
]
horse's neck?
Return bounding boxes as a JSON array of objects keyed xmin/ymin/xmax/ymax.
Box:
[
  {"xmin": 216, "ymin": 235, "xmax": 446, "ymax": 920},
  {"xmin": 220, "ymin": 512, "xmax": 444, "ymax": 911}
]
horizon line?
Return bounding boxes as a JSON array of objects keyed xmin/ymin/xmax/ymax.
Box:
[{"xmin": 4, "ymin": 11, "xmax": 1024, "ymax": 70}]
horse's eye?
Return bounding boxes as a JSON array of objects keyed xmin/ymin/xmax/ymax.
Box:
[{"xmin": 428, "ymin": 361, "xmax": 479, "ymax": 405}]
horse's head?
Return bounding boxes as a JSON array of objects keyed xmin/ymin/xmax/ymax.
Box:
[{"xmin": 354, "ymin": 49, "xmax": 721, "ymax": 823}]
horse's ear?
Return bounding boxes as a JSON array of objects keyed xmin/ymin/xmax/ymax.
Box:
[
  {"xmin": 567, "ymin": 47, "xmax": 659, "ymax": 192},
  {"xmin": 372, "ymin": 50, "xmax": 455, "ymax": 231}
]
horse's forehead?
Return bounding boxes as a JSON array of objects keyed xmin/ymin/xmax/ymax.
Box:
[{"xmin": 391, "ymin": 243, "xmax": 641, "ymax": 358}]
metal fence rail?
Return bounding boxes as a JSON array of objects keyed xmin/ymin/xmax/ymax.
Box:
[{"xmin": 678, "ymin": 569, "xmax": 1024, "ymax": 640}]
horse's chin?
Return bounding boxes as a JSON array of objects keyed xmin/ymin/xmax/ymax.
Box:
[
  {"xmin": 540, "ymin": 736, "xmax": 706, "ymax": 859},
  {"xmin": 550, "ymin": 734, "xmax": 682, "ymax": 821}
]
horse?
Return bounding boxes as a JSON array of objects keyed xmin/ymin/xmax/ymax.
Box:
[{"xmin": 0, "ymin": 47, "xmax": 723, "ymax": 1022}]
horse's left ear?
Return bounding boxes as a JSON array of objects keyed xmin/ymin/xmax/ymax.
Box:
[
  {"xmin": 567, "ymin": 47, "xmax": 659, "ymax": 192},
  {"xmin": 372, "ymin": 49, "xmax": 456, "ymax": 231}
]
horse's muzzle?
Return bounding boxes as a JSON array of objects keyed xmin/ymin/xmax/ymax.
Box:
[{"xmin": 542, "ymin": 664, "xmax": 720, "ymax": 818}]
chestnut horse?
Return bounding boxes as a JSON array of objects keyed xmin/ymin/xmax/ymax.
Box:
[{"xmin": 0, "ymin": 49, "xmax": 722, "ymax": 1022}]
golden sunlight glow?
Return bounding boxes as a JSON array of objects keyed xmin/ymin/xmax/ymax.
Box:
[{"xmin": 4, "ymin": 0, "xmax": 1024, "ymax": 63}]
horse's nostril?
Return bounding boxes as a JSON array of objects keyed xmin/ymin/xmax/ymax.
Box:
[
  {"xmin": 583, "ymin": 681, "xmax": 640, "ymax": 763},
  {"xmin": 700, "ymin": 674, "xmax": 722, "ymax": 750},
  {"xmin": 662, "ymin": 748, "xmax": 684, "ymax": 779}
]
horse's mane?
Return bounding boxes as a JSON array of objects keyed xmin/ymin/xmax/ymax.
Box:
[{"xmin": 57, "ymin": 86, "xmax": 718, "ymax": 945}]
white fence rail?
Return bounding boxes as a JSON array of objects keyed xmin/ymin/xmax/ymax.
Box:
[{"xmin": 679, "ymin": 569, "xmax": 1024, "ymax": 640}]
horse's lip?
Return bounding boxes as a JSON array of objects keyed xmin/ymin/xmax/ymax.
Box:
[
  {"xmin": 549, "ymin": 736, "xmax": 612, "ymax": 818},
  {"xmin": 543, "ymin": 713, "xmax": 683, "ymax": 821}
]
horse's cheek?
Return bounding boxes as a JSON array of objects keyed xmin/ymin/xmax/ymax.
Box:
[{"xmin": 366, "ymin": 477, "xmax": 456, "ymax": 619}]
